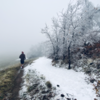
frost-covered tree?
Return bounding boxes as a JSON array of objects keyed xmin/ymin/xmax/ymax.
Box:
[
  {"xmin": 42, "ymin": 0, "xmax": 100, "ymax": 69},
  {"xmin": 41, "ymin": 18, "xmax": 60, "ymax": 60}
]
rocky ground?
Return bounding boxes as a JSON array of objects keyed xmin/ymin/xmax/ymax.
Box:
[{"xmin": 73, "ymin": 57, "xmax": 100, "ymax": 97}]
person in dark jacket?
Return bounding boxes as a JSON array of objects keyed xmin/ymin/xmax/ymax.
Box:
[{"xmin": 19, "ymin": 51, "xmax": 26, "ymax": 68}]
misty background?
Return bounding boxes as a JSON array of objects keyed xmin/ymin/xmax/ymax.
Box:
[{"xmin": 0, "ymin": 0, "xmax": 99, "ymax": 69}]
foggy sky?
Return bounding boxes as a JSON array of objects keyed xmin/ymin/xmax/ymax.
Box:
[{"xmin": 0, "ymin": 0, "xmax": 99, "ymax": 56}]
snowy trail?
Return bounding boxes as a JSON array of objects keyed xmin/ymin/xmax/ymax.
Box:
[{"xmin": 24, "ymin": 57, "xmax": 96, "ymax": 100}]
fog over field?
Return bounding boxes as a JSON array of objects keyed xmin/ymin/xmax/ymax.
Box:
[
  {"xmin": 0, "ymin": 0, "xmax": 99, "ymax": 69},
  {"xmin": 0, "ymin": 54, "xmax": 18, "ymax": 70}
]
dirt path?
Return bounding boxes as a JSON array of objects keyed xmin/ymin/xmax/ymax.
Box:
[
  {"xmin": 9, "ymin": 62, "xmax": 31, "ymax": 100},
  {"xmin": 9, "ymin": 59, "xmax": 36, "ymax": 100},
  {"xmin": 10, "ymin": 68, "xmax": 23, "ymax": 100}
]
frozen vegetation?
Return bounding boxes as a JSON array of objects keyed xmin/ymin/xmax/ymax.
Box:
[{"xmin": 42, "ymin": 0, "xmax": 100, "ymax": 69}]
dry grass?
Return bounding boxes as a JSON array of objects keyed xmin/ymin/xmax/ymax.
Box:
[{"xmin": 0, "ymin": 65, "xmax": 20, "ymax": 100}]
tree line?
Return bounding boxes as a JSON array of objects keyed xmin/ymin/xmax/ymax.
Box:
[{"xmin": 42, "ymin": 0, "xmax": 100, "ymax": 69}]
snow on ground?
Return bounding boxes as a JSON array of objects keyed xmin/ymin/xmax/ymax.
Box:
[{"xmin": 22, "ymin": 57, "xmax": 97, "ymax": 100}]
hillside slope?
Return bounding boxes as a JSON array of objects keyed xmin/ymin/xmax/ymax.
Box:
[{"xmin": 20, "ymin": 57, "xmax": 97, "ymax": 100}]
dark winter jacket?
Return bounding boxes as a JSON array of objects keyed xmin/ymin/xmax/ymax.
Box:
[{"xmin": 19, "ymin": 54, "xmax": 26, "ymax": 61}]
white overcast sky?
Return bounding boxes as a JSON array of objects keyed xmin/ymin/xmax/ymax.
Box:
[{"xmin": 0, "ymin": 0, "xmax": 99, "ymax": 56}]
